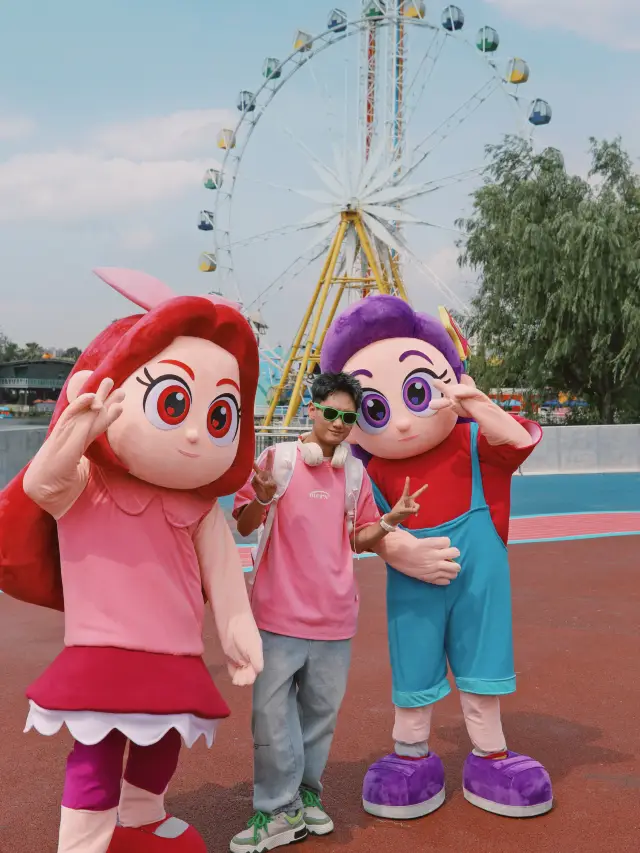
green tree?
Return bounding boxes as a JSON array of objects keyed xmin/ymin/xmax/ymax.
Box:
[
  {"xmin": 458, "ymin": 135, "xmax": 640, "ymax": 424},
  {"xmin": 20, "ymin": 341, "xmax": 44, "ymax": 361},
  {"xmin": 62, "ymin": 347, "xmax": 82, "ymax": 362}
]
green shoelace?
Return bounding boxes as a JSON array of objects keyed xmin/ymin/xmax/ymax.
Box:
[
  {"xmin": 246, "ymin": 811, "xmax": 272, "ymax": 843},
  {"xmin": 300, "ymin": 788, "xmax": 325, "ymax": 812}
]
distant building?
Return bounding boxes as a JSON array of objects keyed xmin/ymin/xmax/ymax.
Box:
[{"xmin": 0, "ymin": 358, "xmax": 74, "ymax": 407}]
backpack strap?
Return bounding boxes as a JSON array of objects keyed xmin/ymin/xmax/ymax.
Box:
[
  {"xmin": 343, "ymin": 448, "xmax": 364, "ymax": 534},
  {"xmin": 248, "ymin": 441, "xmax": 298, "ymax": 584}
]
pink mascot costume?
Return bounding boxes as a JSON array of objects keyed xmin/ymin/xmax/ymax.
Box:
[
  {"xmin": 0, "ymin": 268, "xmax": 263, "ymax": 853},
  {"xmin": 321, "ymin": 295, "xmax": 553, "ymax": 820}
]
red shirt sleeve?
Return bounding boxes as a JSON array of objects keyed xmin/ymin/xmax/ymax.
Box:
[
  {"xmin": 354, "ymin": 471, "xmax": 381, "ymax": 532},
  {"xmin": 478, "ymin": 415, "xmax": 543, "ymax": 472}
]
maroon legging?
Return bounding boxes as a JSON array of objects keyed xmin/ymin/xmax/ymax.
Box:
[{"xmin": 61, "ymin": 729, "xmax": 181, "ymax": 811}]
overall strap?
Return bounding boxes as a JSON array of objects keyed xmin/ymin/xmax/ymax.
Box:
[
  {"xmin": 469, "ymin": 421, "xmax": 487, "ymax": 510},
  {"xmin": 371, "ymin": 478, "xmax": 392, "ymax": 515}
]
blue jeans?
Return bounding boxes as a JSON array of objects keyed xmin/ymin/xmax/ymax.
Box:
[{"xmin": 252, "ymin": 630, "xmax": 352, "ymax": 815}]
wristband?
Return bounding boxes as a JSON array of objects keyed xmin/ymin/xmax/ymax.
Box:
[
  {"xmin": 379, "ymin": 515, "xmax": 397, "ymax": 533},
  {"xmin": 254, "ymin": 494, "xmax": 273, "ymax": 507}
]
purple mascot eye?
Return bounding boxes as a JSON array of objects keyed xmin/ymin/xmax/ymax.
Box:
[
  {"xmin": 402, "ymin": 371, "xmax": 438, "ymax": 417},
  {"xmin": 359, "ymin": 390, "xmax": 391, "ymax": 434}
]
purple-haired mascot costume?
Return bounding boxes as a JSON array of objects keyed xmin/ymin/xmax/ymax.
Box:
[{"xmin": 321, "ymin": 295, "xmax": 553, "ymax": 820}]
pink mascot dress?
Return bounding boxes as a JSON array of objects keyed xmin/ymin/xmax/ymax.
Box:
[
  {"xmin": 321, "ymin": 295, "xmax": 553, "ymax": 821},
  {"xmin": 0, "ymin": 268, "xmax": 263, "ymax": 853}
]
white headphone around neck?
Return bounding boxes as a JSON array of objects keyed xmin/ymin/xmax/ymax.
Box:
[{"xmin": 298, "ymin": 435, "xmax": 349, "ymax": 469}]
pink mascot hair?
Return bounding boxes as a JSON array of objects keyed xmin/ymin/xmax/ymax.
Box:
[{"xmin": 0, "ymin": 269, "xmax": 258, "ymax": 612}]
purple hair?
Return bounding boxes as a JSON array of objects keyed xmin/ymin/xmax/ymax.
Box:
[
  {"xmin": 321, "ymin": 295, "xmax": 463, "ymax": 379},
  {"xmin": 321, "ymin": 296, "xmax": 466, "ymax": 466}
]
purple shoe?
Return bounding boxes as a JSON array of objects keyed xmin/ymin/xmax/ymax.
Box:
[
  {"xmin": 362, "ymin": 753, "xmax": 446, "ymax": 819},
  {"xmin": 463, "ymin": 751, "xmax": 553, "ymax": 817}
]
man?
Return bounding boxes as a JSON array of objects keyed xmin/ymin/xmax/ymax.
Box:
[{"xmin": 230, "ymin": 372, "xmax": 461, "ymax": 853}]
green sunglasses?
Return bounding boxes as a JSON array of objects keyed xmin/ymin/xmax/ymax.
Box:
[{"xmin": 314, "ymin": 403, "xmax": 359, "ymax": 426}]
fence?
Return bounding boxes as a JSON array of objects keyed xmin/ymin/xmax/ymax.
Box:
[
  {"xmin": 519, "ymin": 424, "xmax": 640, "ymax": 474},
  {"xmin": 0, "ymin": 426, "xmax": 48, "ymax": 488},
  {"xmin": 0, "ymin": 423, "xmax": 638, "ymax": 490}
]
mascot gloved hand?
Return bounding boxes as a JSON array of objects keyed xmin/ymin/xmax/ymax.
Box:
[
  {"xmin": 321, "ymin": 295, "xmax": 553, "ymax": 821},
  {"xmin": 0, "ymin": 268, "xmax": 262, "ymax": 853}
]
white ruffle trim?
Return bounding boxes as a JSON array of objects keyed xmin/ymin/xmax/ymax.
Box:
[{"xmin": 24, "ymin": 701, "xmax": 218, "ymax": 748}]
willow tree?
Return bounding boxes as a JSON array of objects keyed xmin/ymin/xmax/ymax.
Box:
[{"xmin": 458, "ymin": 135, "xmax": 640, "ymax": 424}]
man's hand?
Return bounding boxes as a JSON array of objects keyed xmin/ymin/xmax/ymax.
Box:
[
  {"xmin": 404, "ymin": 536, "xmax": 461, "ymax": 585},
  {"xmin": 252, "ymin": 448, "xmax": 277, "ymax": 504},
  {"xmin": 386, "ymin": 477, "xmax": 428, "ymax": 527}
]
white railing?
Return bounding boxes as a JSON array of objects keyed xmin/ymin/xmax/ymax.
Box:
[{"xmin": 254, "ymin": 425, "xmax": 306, "ymax": 456}]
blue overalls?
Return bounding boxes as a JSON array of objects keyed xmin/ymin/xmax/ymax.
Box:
[{"xmin": 371, "ymin": 423, "xmax": 516, "ymax": 708}]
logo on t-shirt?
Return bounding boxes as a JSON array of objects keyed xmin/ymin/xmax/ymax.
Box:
[{"xmin": 309, "ymin": 490, "xmax": 330, "ymax": 500}]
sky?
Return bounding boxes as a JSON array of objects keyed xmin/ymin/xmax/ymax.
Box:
[{"xmin": 0, "ymin": 0, "xmax": 638, "ymax": 351}]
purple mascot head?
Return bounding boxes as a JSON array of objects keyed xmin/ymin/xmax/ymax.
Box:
[{"xmin": 321, "ymin": 295, "xmax": 466, "ymax": 463}]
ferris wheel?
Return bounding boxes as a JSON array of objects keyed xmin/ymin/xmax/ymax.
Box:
[{"xmin": 197, "ymin": 1, "xmax": 552, "ymax": 425}]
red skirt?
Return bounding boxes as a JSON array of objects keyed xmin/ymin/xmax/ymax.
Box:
[{"xmin": 26, "ymin": 646, "xmax": 230, "ymax": 720}]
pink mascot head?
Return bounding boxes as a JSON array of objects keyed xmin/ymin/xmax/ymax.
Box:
[
  {"xmin": 320, "ymin": 294, "xmax": 469, "ymax": 462},
  {"xmin": 0, "ymin": 268, "xmax": 259, "ymax": 612}
]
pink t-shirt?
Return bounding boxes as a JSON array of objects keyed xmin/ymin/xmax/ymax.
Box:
[
  {"xmin": 58, "ymin": 465, "xmax": 212, "ymax": 656},
  {"xmin": 233, "ymin": 446, "xmax": 380, "ymax": 641}
]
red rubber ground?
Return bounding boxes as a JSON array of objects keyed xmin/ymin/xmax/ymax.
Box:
[{"xmin": 1, "ymin": 537, "xmax": 639, "ymax": 853}]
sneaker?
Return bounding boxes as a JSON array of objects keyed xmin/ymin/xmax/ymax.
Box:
[
  {"xmin": 300, "ymin": 788, "xmax": 334, "ymax": 836},
  {"xmin": 229, "ymin": 810, "xmax": 307, "ymax": 853}
]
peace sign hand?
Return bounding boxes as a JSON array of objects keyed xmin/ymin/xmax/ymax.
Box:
[
  {"xmin": 429, "ymin": 375, "xmax": 489, "ymax": 418},
  {"xmin": 386, "ymin": 477, "xmax": 428, "ymax": 526},
  {"xmin": 252, "ymin": 447, "xmax": 277, "ymax": 504}
]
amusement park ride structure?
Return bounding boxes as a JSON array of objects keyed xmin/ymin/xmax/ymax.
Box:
[{"xmin": 197, "ymin": 1, "xmax": 552, "ymax": 426}]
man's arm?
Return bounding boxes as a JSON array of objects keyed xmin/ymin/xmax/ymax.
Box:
[{"xmin": 233, "ymin": 448, "xmax": 277, "ymax": 538}]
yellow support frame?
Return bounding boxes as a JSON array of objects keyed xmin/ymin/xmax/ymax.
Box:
[{"xmin": 261, "ymin": 210, "xmax": 407, "ymax": 428}]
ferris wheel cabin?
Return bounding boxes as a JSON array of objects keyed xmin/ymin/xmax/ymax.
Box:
[
  {"xmin": 203, "ymin": 169, "xmax": 220, "ymax": 191},
  {"xmin": 477, "ymin": 26, "xmax": 499, "ymax": 53},
  {"xmin": 263, "ymin": 57, "xmax": 282, "ymax": 79},
  {"xmin": 529, "ymin": 99, "xmax": 552, "ymax": 126},
  {"xmin": 442, "ymin": 5, "xmax": 465, "ymax": 31},
  {"xmin": 198, "ymin": 211, "xmax": 214, "ymax": 232},
  {"xmin": 217, "ymin": 128, "xmax": 236, "ymax": 150},
  {"xmin": 403, "ymin": 1, "xmax": 426, "ymax": 19},
  {"xmin": 328, "ymin": 9, "xmax": 347, "ymax": 32}
]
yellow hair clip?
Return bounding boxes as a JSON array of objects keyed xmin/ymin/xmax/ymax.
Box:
[{"xmin": 438, "ymin": 306, "xmax": 471, "ymax": 367}]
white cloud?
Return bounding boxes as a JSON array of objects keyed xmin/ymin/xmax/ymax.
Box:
[
  {"xmin": 0, "ymin": 150, "xmax": 210, "ymax": 222},
  {"xmin": 0, "ymin": 110, "xmax": 229, "ymax": 223},
  {"xmin": 486, "ymin": 0, "xmax": 640, "ymax": 50},
  {"xmin": 0, "ymin": 115, "xmax": 36, "ymax": 141},
  {"xmin": 92, "ymin": 109, "xmax": 235, "ymax": 160}
]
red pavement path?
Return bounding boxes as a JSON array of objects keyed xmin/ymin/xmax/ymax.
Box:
[{"xmin": 1, "ymin": 537, "xmax": 639, "ymax": 853}]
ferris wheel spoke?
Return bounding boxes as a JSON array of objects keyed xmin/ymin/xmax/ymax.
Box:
[
  {"xmin": 305, "ymin": 59, "xmax": 342, "ymax": 152},
  {"xmin": 362, "ymin": 204, "xmax": 463, "ymax": 233},
  {"xmin": 366, "ymin": 165, "xmax": 486, "ymax": 208},
  {"xmin": 228, "ymin": 212, "xmax": 337, "ymax": 251},
  {"xmin": 403, "ymin": 29, "xmax": 447, "ymax": 135},
  {"xmin": 247, "ymin": 235, "xmax": 334, "ymax": 311},
  {"xmin": 403, "ymin": 79, "xmax": 501, "ymax": 183},
  {"xmin": 281, "ymin": 127, "xmax": 344, "ymax": 198},
  {"xmin": 405, "ymin": 252, "xmax": 470, "ymax": 315}
]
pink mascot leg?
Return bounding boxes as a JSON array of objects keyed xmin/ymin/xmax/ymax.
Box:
[
  {"xmin": 58, "ymin": 731, "xmax": 126, "ymax": 853},
  {"xmin": 108, "ymin": 730, "xmax": 206, "ymax": 853},
  {"xmin": 460, "ymin": 693, "xmax": 553, "ymax": 817},
  {"xmin": 362, "ymin": 705, "xmax": 446, "ymax": 819}
]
